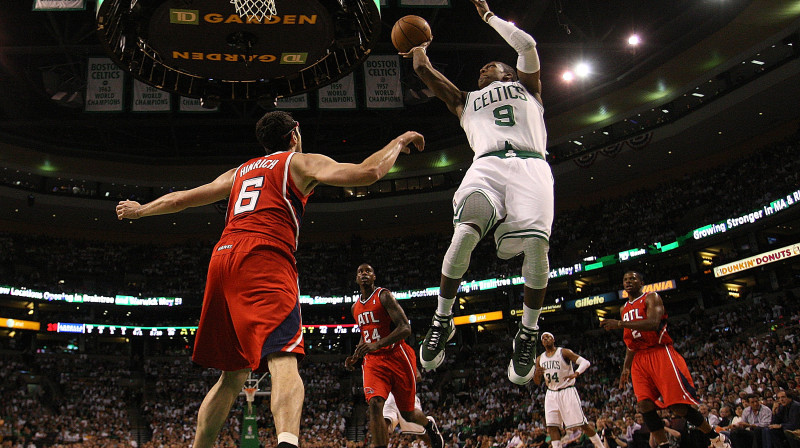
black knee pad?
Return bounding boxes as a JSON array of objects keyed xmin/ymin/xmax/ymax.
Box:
[
  {"xmin": 685, "ymin": 407, "xmax": 705, "ymax": 427},
  {"xmin": 642, "ymin": 410, "xmax": 665, "ymax": 432}
]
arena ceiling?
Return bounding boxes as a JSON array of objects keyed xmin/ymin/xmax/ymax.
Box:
[{"xmin": 2, "ymin": 0, "xmax": 795, "ymax": 167}]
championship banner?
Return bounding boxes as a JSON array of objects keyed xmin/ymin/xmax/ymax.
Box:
[
  {"xmin": 179, "ymin": 96, "xmax": 218, "ymax": 112},
  {"xmin": 85, "ymin": 58, "xmax": 124, "ymax": 112},
  {"xmin": 363, "ymin": 55, "xmax": 403, "ymax": 109},
  {"xmin": 399, "ymin": 0, "xmax": 450, "ymax": 6},
  {"xmin": 317, "ymin": 73, "xmax": 357, "ymax": 110},
  {"xmin": 132, "ymin": 81, "xmax": 171, "ymax": 112},
  {"xmin": 277, "ymin": 93, "xmax": 309, "ymax": 110},
  {"xmin": 241, "ymin": 407, "xmax": 259, "ymax": 448},
  {"xmin": 33, "ymin": 0, "xmax": 85, "ymax": 10},
  {"xmin": 714, "ymin": 243, "xmax": 800, "ymax": 278}
]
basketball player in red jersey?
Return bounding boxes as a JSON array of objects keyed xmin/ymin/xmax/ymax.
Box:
[
  {"xmin": 115, "ymin": 111, "xmax": 424, "ymax": 448},
  {"xmin": 344, "ymin": 263, "xmax": 444, "ymax": 448},
  {"xmin": 600, "ymin": 271, "xmax": 731, "ymax": 448}
]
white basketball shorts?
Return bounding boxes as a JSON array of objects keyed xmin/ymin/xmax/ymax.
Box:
[
  {"xmin": 453, "ymin": 156, "xmax": 554, "ymax": 259},
  {"xmin": 544, "ymin": 387, "xmax": 588, "ymax": 429}
]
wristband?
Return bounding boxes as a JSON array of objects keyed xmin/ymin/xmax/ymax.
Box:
[{"xmin": 483, "ymin": 11, "xmax": 494, "ymax": 22}]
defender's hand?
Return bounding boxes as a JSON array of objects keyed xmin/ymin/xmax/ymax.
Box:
[{"xmin": 116, "ymin": 200, "xmax": 143, "ymax": 220}]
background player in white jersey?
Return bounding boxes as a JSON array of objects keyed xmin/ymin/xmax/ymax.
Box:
[
  {"xmin": 534, "ymin": 332, "xmax": 604, "ymax": 448},
  {"xmin": 405, "ymin": 0, "xmax": 553, "ymax": 385}
]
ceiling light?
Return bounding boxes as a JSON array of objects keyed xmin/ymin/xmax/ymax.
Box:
[
  {"xmin": 575, "ymin": 63, "xmax": 590, "ymax": 78},
  {"xmin": 627, "ymin": 34, "xmax": 641, "ymax": 46},
  {"xmin": 692, "ymin": 92, "xmax": 705, "ymax": 97},
  {"xmin": 562, "ymin": 70, "xmax": 574, "ymax": 82},
  {"xmin": 750, "ymin": 60, "xmax": 764, "ymax": 65}
]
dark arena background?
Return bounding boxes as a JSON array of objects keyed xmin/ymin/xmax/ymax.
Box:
[{"xmin": 1, "ymin": 0, "xmax": 800, "ymax": 447}]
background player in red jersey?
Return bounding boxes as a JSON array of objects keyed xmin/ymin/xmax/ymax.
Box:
[
  {"xmin": 600, "ymin": 271, "xmax": 731, "ymax": 448},
  {"xmin": 345, "ymin": 263, "xmax": 443, "ymax": 448},
  {"xmin": 116, "ymin": 112, "xmax": 424, "ymax": 448}
]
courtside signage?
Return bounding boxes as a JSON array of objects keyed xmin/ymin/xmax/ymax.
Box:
[
  {"xmin": 565, "ymin": 292, "xmax": 618, "ymax": 309},
  {"xmin": 713, "ymin": 243, "xmax": 800, "ymax": 277},
  {"xmin": 0, "ymin": 285, "xmax": 182, "ymax": 307},
  {"xmin": 453, "ymin": 311, "xmax": 503, "ymax": 326},
  {"xmin": 693, "ymin": 188, "xmax": 800, "ymax": 241},
  {"xmin": 2, "ymin": 318, "xmax": 40, "ymax": 331}
]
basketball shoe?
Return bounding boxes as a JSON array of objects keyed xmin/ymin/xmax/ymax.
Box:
[
  {"xmin": 425, "ymin": 416, "xmax": 444, "ymax": 448},
  {"xmin": 419, "ymin": 312, "xmax": 455, "ymax": 370},
  {"xmin": 508, "ymin": 323, "xmax": 538, "ymax": 385},
  {"xmin": 710, "ymin": 433, "xmax": 731, "ymax": 448}
]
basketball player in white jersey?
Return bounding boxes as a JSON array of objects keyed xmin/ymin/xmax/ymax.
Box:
[
  {"xmin": 534, "ymin": 332, "xmax": 604, "ymax": 448},
  {"xmin": 404, "ymin": 0, "xmax": 553, "ymax": 385}
]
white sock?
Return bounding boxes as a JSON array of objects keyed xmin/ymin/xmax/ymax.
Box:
[
  {"xmin": 522, "ymin": 303, "xmax": 541, "ymax": 329},
  {"xmin": 436, "ymin": 295, "xmax": 455, "ymax": 317},
  {"xmin": 277, "ymin": 432, "xmax": 298, "ymax": 446},
  {"xmin": 590, "ymin": 433, "xmax": 604, "ymax": 448}
]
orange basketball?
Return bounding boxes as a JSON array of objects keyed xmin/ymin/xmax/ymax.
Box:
[{"xmin": 391, "ymin": 15, "xmax": 432, "ymax": 53}]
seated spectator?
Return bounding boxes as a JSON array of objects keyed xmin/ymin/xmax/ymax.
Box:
[
  {"xmin": 769, "ymin": 390, "xmax": 800, "ymax": 448},
  {"xmin": 731, "ymin": 394, "xmax": 772, "ymax": 448}
]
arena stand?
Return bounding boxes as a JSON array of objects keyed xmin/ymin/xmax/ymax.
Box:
[{"xmin": 1, "ymin": 129, "xmax": 799, "ymax": 447}]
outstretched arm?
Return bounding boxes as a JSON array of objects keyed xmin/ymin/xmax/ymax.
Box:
[
  {"xmin": 470, "ymin": 0, "xmax": 542, "ymax": 98},
  {"xmin": 290, "ymin": 131, "xmax": 424, "ymax": 195},
  {"xmin": 116, "ymin": 168, "xmax": 235, "ymax": 220},
  {"xmin": 405, "ymin": 45, "xmax": 467, "ymax": 118}
]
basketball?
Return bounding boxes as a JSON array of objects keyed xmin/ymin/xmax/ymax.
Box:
[{"xmin": 391, "ymin": 15, "xmax": 432, "ymax": 53}]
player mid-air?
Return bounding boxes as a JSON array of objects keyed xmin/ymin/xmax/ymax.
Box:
[{"xmin": 403, "ymin": 0, "xmax": 554, "ymax": 385}]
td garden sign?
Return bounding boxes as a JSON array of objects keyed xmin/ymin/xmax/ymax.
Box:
[
  {"xmin": 149, "ymin": 2, "xmax": 333, "ymax": 80},
  {"xmin": 96, "ymin": 0, "xmax": 382, "ymax": 100}
]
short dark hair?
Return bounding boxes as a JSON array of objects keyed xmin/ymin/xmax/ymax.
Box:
[
  {"xmin": 625, "ymin": 270, "xmax": 645, "ymax": 282},
  {"xmin": 496, "ymin": 61, "xmax": 519, "ymax": 81},
  {"xmin": 745, "ymin": 393, "xmax": 759, "ymax": 401},
  {"xmin": 255, "ymin": 111, "xmax": 297, "ymax": 152}
]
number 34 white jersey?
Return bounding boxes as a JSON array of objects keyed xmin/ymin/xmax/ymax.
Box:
[
  {"xmin": 460, "ymin": 81, "xmax": 547, "ymax": 160},
  {"xmin": 539, "ymin": 347, "xmax": 576, "ymax": 391}
]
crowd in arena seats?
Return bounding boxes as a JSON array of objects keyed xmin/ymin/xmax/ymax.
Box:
[
  {"xmin": 1, "ymin": 285, "xmax": 797, "ymax": 448},
  {"xmin": 2, "ymin": 130, "xmax": 800, "ymax": 301}
]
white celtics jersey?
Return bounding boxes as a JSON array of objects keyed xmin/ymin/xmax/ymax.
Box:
[
  {"xmin": 460, "ymin": 80, "xmax": 547, "ymax": 160},
  {"xmin": 539, "ymin": 347, "xmax": 575, "ymax": 390}
]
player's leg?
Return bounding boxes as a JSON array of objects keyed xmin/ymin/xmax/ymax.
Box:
[
  {"xmin": 268, "ymin": 352, "xmax": 304, "ymax": 448},
  {"xmin": 501, "ymin": 158, "xmax": 553, "ymax": 384},
  {"xmin": 368, "ymin": 396, "xmax": 389, "ymax": 447},
  {"xmin": 669, "ymin": 403, "xmax": 730, "ymax": 448},
  {"xmin": 548, "ymin": 426, "xmax": 564, "ymax": 448},
  {"xmin": 193, "ymin": 368, "xmax": 250, "ymax": 448},
  {"xmin": 421, "ymin": 184, "xmax": 499, "ymax": 370},
  {"xmin": 580, "ymin": 423, "xmax": 605, "ymax": 448},
  {"xmin": 399, "ymin": 408, "xmax": 443, "ymax": 448},
  {"xmin": 638, "ymin": 399, "xmax": 670, "ymax": 447}
]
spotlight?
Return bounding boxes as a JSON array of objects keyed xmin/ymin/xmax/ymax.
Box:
[
  {"xmin": 627, "ymin": 34, "xmax": 641, "ymax": 46},
  {"xmin": 562, "ymin": 70, "xmax": 575, "ymax": 82}
]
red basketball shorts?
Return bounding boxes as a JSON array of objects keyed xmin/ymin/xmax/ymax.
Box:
[
  {"xmin": 362, "ymin": 342, "xmax": 417, "ymax": 412},
  {"xmin": 192, "ymin": 235, "xmax": 304, "ymax": 373},
  {"xmin": 631, "ymin": 344, "xmax": 700, "ymax": 408}
]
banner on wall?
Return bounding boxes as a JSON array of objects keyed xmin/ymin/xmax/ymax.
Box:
[
  {"xmin": 33, "ymin": 0, "xmax": 85, "ymax": 10},
  {"xmin": 85, "ymin": 58, "xmax": 124, "ymax": 112},
  {"xmin": 277, "ymin": 93, "xmax": 309, "ymax": 110},
  {"xmin": 132, "ymin": 81, "xmax": 171, "ymax": 112},
  {"xmin": 318, "ymin": 73, "xmax": 357, "ymax": 109},
  {"xmin": 179, "ymin": 96, "xmax": 218, "ymax": 112},
  {"xmin": 714, "ymin": 243, "xmax": 800, "ymax": 277},
  {"xmin": 363, "ymin": 55, "xmax": 403, "ymax": 109}
]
